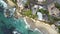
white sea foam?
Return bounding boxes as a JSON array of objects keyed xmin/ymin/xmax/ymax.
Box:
[
  {"xmin": 23, "ymin": 17, "xmax": 30, "ymax": 29},
  {"xmin": 0, "ymin": 0, "xmax": 7, "ymax": 8},
  {"xmin": 24, "ymin": 17, "xmax": 43, "ymax": 34},
  {"xmin": 34, "ymin": 28, "xmax": 43, "ymax": 34},
  {"xmin": 0, "ymin": 0, "xmax": 8, "ymax": 17}
]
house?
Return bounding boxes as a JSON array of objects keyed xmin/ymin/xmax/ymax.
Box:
[
  {"xmin": 32, "ymin": 5, "xmax": 44, "ymax": 15},
  {"xmin": 37, "ymin": 12, "xmax": 49, "ymax": 21},
  {"xmin": 32, "ymin": 5, "xmax": 38, "ymax": 15},
  {"xmin": 38, "ymin": 0, "xmax": 46, "ymax": 2},
  {"xmin": 29, "ymin": 0, "xmax": 46, "ymax": 5},
  {"xmin": 37, "ymin": 0, "xmax": 46, "ymax": 4},
  {"xmin": 37, "ymin": 12, "xmax": 43, "ymax": 20},
  {"xmin": 48, "ymin": 7, "xmax": 60, "ymax": 18},
  {"xmin": 36, "ymin": 0, "xmax": 60, "ymax": 18},
  {"xmin": 47, "ymin": 1, "xmax": 60, "ymax": 18},
  {"xmin": 40, "ymin": 0, "xmax": 60, "ymax": 18},
  {"xmin": 29, "ymin": 0, "xmax": 56, "ymax": 11}
]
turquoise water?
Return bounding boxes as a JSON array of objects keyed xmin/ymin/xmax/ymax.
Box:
[
  {"xmin": 0, "ymin": 11, "xmax": 40, "ymax": 34},
  {"xmin": 0, "ymin": 0, "xmax": 41, "ymax": 34}
]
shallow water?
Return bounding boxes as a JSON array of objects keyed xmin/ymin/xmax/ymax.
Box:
[
  {"xmin": 0, "ymin": 12, "xmax": 41, "ymax": 34},
  {"xmin": 0, "ymin": 0, "xmax": 41, "ymax": 34}
]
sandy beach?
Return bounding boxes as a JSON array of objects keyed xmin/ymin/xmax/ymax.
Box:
[{"xmin": 23, "ymin": 16, "xmax": 59, "ymax": 34}]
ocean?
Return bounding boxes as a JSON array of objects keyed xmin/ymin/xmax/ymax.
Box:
[{"xmin": 0, "ymin": 0, "xmax": 41, "ymax": 34}]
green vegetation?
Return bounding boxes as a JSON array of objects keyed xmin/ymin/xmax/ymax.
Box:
[
  {"xmin": 57, "ymin": 26, "xmax": 60, "ymax": 33},
  {"xmin": 25, "ymin": 0, "xmax": 30, "ymax": 6},
  {"xmin": 48, "ymin": 16, "xmax": 54, "ymax": 23},
  {"xmin": 31, "ymin": 14, "xmax": 37, "ymax": 19},
  {"xmin": 47, "ymin": 15, "xmax": 60, "ymax": 24},
  {"xmin": 38, "ymin": 9, "xmax": 49, "ymax": 15},
  {"xmin": 21, "ymin": 9, "xmax": 37, "ymax": 19},
  {"xmin": 55, "ymin": 2, "xmax": 60, "ymax": 10},
  {"xmin": 53, "ymin": 17, "xmax": 60, "ymax": 21},
  {"xmin": 38, "ymin": 9, "xmax": 54, "ymax": 24},
  {"xmin": 23, "ymin": 10, "xmax": 32, "ymax": 16},
  {"xmin": 58, "ymin": 28, "xmax": 60, "ymax": 34},
  {"xmin": 11, "ymin": 0, "xmax": 17, "ymax": 5},
  {"xmin": 38, "ymin": 9, "xmax": 60, "ymax": 24}
]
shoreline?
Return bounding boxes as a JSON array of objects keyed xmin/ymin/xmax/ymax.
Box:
[
  {"xmin": 23, "ymin": 16, "xmax": 58, "ymax": 34},
  {"xmin": 23, "ymin": 17, "xmax": 30, "ymax": 29},
  {"xmin": 23, "ymin": 17, "xmax": 49, "ymax": 34},
  {"xmin": 34, "ymin": 28, "xmax": 43, "ymax": 34},
  {"xmin": 23, "ymin": 17, "xmax": 43, "ymax": 34}
]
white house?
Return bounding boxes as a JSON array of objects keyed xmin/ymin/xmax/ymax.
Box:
[
  {"xmin": 38, "ymin": 0, "xmax": 46, "ymax": 2},
  {"xmin": 37, "ymin": 12, "xmax": 43, "ymax": 20},
  {"xmin": 38, "ymin": 0, "xmax": 46, "ymax": 4}
]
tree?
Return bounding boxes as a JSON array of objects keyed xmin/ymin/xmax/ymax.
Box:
[{"xmin": 55, "ymin": 2, "xmax": 60, "ymax": 10}]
